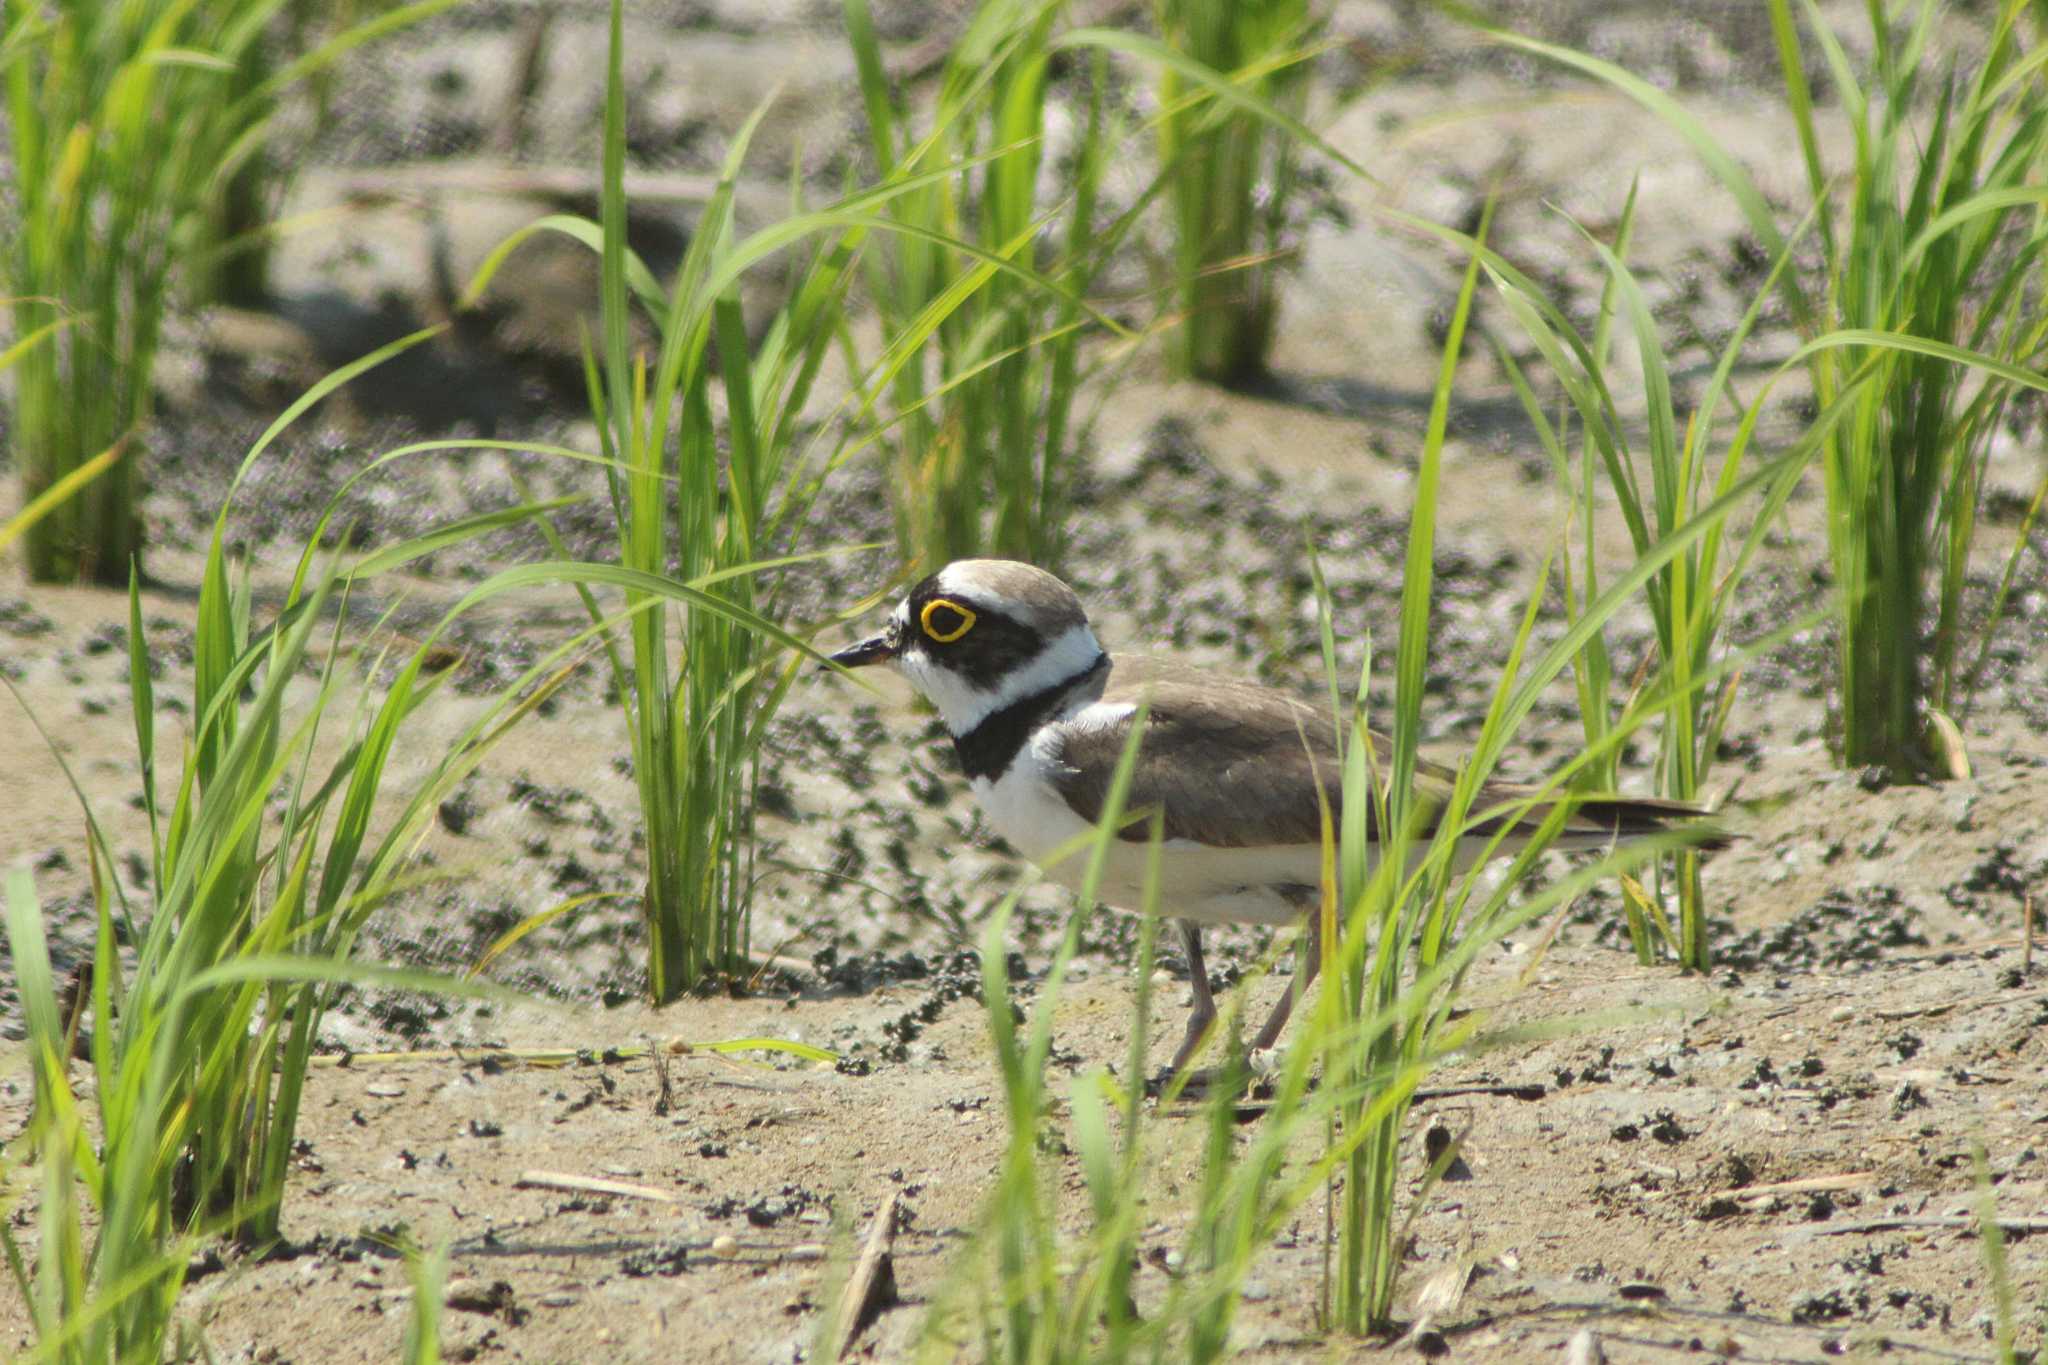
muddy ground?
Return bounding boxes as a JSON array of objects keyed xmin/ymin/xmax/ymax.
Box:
[{"xmin": 3, "ymin": 1, "xmax": 2047, "ymax": 1361}]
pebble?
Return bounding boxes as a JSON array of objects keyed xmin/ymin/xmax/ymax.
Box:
[{"xmin": 711, "ymin": 1235, "xmax": 739, "ymax": 1259}]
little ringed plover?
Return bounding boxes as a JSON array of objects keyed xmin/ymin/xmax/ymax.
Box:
[{"xmin": 827, "ymin": 559, "xmax": 1725, "ymax": 1078}]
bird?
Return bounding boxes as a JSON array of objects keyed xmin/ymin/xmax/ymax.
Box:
[{"xmin": 826, "ymin": 558, "xmax": 1725, "ymax": 1082}]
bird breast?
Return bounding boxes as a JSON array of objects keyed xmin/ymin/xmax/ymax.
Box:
[{"xmin": 967, "ymin": 721, "xmax": 1314, "ymax": 927}]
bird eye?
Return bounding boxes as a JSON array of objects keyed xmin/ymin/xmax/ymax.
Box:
[{"xmin": 920, "ymin": 599, "xmax": 975, "ymax": 643}]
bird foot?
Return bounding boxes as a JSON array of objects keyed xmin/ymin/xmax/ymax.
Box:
[{"xmin": 1145, "ymin": 1050, "xmax": 1286, "ymax": 1102}]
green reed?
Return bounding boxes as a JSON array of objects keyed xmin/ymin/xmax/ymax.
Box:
[
  {"xmin": 1773, "ymin": 0, "xmax": 2048, "ymax": 776},
  {"xmin": 1475, "ymin": 0, "xmax": 2048, "ymax": 781},
  {"xmin": 401, "ymin": 1238, "xmax": 452, "ymax": 1365},
  {"xmin": 1481, "ymin": 187, "xmax": 1818, "ymax": 968},
  {"xmin": 588, "ymin": 5, "xmax": 858, "ymax": 1002},
  {"xmin": 1311, "ymin": 198, "xmax": 1838, "ymax": 1321},
  {"xmin": 0, "ymin": 311, "xmax": 834, "ymax": 1357},
  {"xmin": 0, "ymin": 308, "xmax": 126, "ymax": 559},
  {"xmin": 0, "ymin": 0, "xmax": 457, "ymax": 585},
  {"xmin": 465, "ymin": 0, "xmax": 977, "ymax": 1001},
  {"xmin": 842, "ymin": 0, "xmax": 1362, "ymax": 565},
  {"xmin": 0, "ymin": 333, "xmax": 612, "ymax": 1359},
  {"xmin": 845, "ymin": 0, "xmax": 1125, "ymax": 569},
  {"xmin": 1155, "ymin": 0, "xmax": 1319, "ymax": 386}
]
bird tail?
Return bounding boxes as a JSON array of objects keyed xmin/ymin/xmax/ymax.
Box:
[{"xmin": 1549, "ymin": 794, "xmax": 1734, "ymax": 852}]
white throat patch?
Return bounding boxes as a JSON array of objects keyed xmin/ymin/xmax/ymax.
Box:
[{"xmin": 895, "ymin": 621, "xmax": 1104, "ymax": 736}]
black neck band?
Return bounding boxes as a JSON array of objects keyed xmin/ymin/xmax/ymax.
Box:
[{"xmin": 952, "ymin": 652, "xmax": 1109, "ymax": 782}]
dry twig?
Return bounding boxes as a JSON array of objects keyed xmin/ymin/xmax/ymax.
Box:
[
  {"xmin": 833, "ymin": 1192, "xmax": 903, "ymax": 1359},
  {"xmin": 514, "ymin": 1170, "xmax": 676, "ymax": 1204},
  {"xmin": 1787, "ymin": 1215, "xmax": 2048, "ymax": 1242},
  {"xmin": 1710, "ymin": 1171, "xmax": 1876, "ymax": 1201}
]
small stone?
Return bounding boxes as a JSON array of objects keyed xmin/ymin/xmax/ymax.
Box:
[
  {"xmin": 1566, "ymin": 1327, "xmax": 1607, "ymax": 1365},
  {"xmin": 711, "ymin": 1235, "xmax": 739, "ymax": 1259}
]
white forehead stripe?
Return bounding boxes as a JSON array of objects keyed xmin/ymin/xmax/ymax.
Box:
[
  {"xmin": 933, "ymin": 560, "xmax": 1016, "ymax": 598},
  {"xmin": 894, "ymin": 621, "xmax": 1103, "ymax": 735}
]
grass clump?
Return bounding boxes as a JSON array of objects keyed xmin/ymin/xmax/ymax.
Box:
[
  {"xmin": 1156, "ymin": 0, "xmax": 1322, "ymax": 386},
  {"xmin": 1482, "ymin": 187, "xmax": 1819, "ymax": 968},
  {"xmin": 466, "ymin": 0, "xmax": 889, "ymax": 1001},
  {"xmin": 1474, "ymin": 0, "xmax": 2048, "ymax": 781},
  {"xmin": 1770, "ymin": 0, "xmax": 2048, "ymax": 778},
  {"xmin": 0, "ymin": 0, "xmax": 457, "ymax": 585},
  {"xmin": 845, "ymin": 0, "xmax": 1125, "ymax": 569},
  {"xmin": 1307, "ymin": 209, "xmax": 1779, "ymax": 1328},
  {"xmin": 0, "ymin": 333, "xmax": 603, "ymax": 1357},
  {"xmin": 0, "ymin": 311, "xmax": 128, "ymax": 561},
  {"xmin": 576, "ymin": 68, "xmax": 825, "ymax": 1001},
  {"xmin": 839, "ymin": 1, "xmax": 1357, "ymax": 565},
  {"xmin": 0, "ymin": 312, "xmax": 820, "ymax": 1350}
]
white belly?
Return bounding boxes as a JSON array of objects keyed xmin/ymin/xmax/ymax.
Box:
[
  {"xmin": 969, "ymin": 738, "xmax": 1540, "ymax": 925},
  {"xmin": 1056, "ymin": 839, "xmax": 1322, "ymax": 926},
  {"xmin": 970, "ymin": 741, "xmax": 1319, "ymax": 927}
]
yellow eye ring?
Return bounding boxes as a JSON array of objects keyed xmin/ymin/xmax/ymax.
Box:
[{"xmin": 920, "ymin": 598, "xmax": 976, "ymax": 643}]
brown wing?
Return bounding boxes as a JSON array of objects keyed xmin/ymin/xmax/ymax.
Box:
[
  {"xmin": 1048, "ymin": 657, "xmax": 1725, "ymax": 851},
  {"xmin": 1046, "ymin": 661, "xmax": 1361, "ymax": 847}
]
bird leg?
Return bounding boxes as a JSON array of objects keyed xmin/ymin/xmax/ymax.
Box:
[
  {"xmin": 1167, "ymin": 919, "xmax": 1216, "ymax": 1078},
  {"xmin": 1250, "ymin": 913, "xmax": 1323, "ymax": 1055}
]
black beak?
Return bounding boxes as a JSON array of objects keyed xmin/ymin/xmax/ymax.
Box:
[{"xmin": 822, "ymin": 632, "xmax": 896, "ymax": 672}]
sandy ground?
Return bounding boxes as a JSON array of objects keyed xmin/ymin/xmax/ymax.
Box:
[{"xmin": 4, "ymin": 1, "xmax": 2047, "ymax": 1361}]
